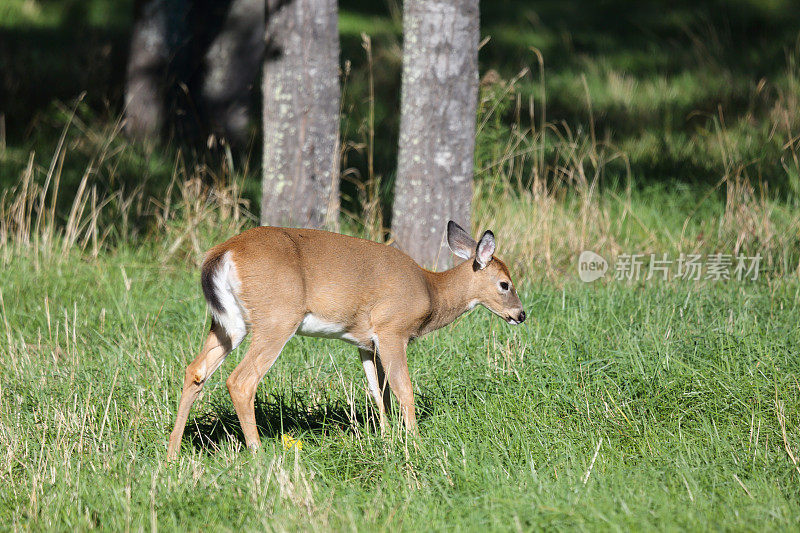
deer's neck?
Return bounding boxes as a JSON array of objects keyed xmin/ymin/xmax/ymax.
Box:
[{"xmin": 420, "ymin": 261, "xmax": 476, "ymax": 336}]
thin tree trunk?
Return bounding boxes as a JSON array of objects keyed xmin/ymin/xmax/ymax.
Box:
[
  {"xmin": 201, "ymin": 0, "xmax": 265, "ymax": 146},
  {"xmin": 393, "ymin": 0, "xmax": 479, "ymax": 270},
  {"xmin": 124, "ymin": 0, "xmax": 187, "ymax": 142},
  {"xmin": 261, "ymin": 0, "xmax": 340, "ymax": 229}
]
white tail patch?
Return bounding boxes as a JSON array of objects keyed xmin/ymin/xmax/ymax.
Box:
[{"xmin": 209, "ymin": 252, "xmax": 248, "ymax": 349}]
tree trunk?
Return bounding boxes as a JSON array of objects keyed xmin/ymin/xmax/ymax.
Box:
[
  {"xmin": 393, "ymin": 0, "xmax": 479, "ymax": 270},
  {"xmin": 261, "ymin": 0, "xmax": 340, "ymax": 229},
  {"xmin": 201, "ymin": 0, "xmax": 265, "ymax": 146},
  {"xmin": 124, "ymin": 0, "xmax": 187, "ymax": 142}
]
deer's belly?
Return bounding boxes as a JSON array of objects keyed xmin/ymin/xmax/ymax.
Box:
[{"xmin": 296, "ymin": 313, "xmax": 365, "ymax": 346}]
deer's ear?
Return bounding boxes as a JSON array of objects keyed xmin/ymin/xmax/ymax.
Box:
[
  {"xmin": 447, "ymin": 220, "xmax": 476, "ymax": 260},
  {"xmin": 474, "ymin": 230, "xmax": 495, "ymax": 269}
]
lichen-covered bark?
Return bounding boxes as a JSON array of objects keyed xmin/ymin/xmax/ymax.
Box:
[
  {"xmin": 201, "ymin": 0, "xmax": 265, "ymax": 146},
  {"xmin": 124, "ymin": 0, "xmax": 187, "ymax": 141},
  {"xmin": 393, "ymin": 0, "xmax": 479, "ymax": 270},
  {"xmin": 261, "ymin": 0, "xmax": 340, "ymax": 229}
]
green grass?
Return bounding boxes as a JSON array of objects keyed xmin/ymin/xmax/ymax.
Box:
[{"xmin": 1, "ymin": 249, "xmax": 799, "ymax": 530}]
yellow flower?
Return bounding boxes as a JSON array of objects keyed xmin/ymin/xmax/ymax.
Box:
[{"xmin": 281, "ymin": 434, "xmax": 303, "ymax": 451}]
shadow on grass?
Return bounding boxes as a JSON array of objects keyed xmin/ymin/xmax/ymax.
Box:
[{"xmin": 184, "ymin": 391, "xmax": 435, "ymax": 453}]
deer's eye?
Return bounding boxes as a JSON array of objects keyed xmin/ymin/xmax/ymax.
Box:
[{"xmin": 499, "ymin": 281, "xmax": 509, "ymax": 291}]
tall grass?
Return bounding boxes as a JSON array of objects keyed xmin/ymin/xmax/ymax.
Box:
[
  {"xmin": 1, "ymin": 48, "xmax": 799, "ymax": 283},
  {"xmin": 340, "ymin": 34, "xmax": 385, "ymax": 242},
  {"xmin": 471, "ymin": 54, "xmax": 800, "ymax": 281},
  {"xmin": 0, "ymin": 108, "xmax": 254, "ymax": 268}
]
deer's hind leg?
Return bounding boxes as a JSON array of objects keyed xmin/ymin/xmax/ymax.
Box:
[
  {"xmin": 226, "ymin": 318, "xmax": 301, "ymax": 451},
  {"xmin": 167, "ymin": 321, "xmax": 241, "ymax": 460}
]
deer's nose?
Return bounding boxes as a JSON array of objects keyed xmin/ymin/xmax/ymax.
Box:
[{"xmin": 517, "ymin": 310, "xmax": 526, "ymax": 323}]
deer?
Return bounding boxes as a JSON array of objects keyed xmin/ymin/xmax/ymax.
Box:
[{"xmin": 166, "ymin": 220, "xmax": 525, "ymax": 460}]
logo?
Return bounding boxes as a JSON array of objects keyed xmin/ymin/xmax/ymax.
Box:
[{"xmin": 578, "ymin": 251, "xmax": 608, "ymax": 282}]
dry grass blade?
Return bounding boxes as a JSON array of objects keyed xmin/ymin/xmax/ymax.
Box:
[{"xmin": 775, "ymin": 398, "xmax": 800, "ymax": 477}]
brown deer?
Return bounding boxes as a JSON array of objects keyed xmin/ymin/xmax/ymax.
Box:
[{"xmin": 167, "ymin": 221, "xmax": 525, "ymax": 459}]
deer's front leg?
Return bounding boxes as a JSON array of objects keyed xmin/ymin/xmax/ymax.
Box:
[
  {"xmin": 375, "ymin": 335, "xmax": 416, "ymax": 432},
  {"xmin": 359, "ymin": 347, "xmax": 390, "ymax": 432}
]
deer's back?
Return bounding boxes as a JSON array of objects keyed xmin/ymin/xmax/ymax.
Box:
[{"xmin": 204, "ymin": 226, "xmax": 431, "ymax": 335}]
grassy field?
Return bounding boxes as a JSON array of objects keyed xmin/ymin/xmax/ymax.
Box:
[
  {"xmin": 1, "ymin": 249, "xmax": 799, "ymax": 530},
  {"xmin": 2, "ymin": 0, "xmax": 800, "ymax": 530},
  {"xmin": 0, "ymin": 155, "xmax": 798, "ymax": 529}
]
